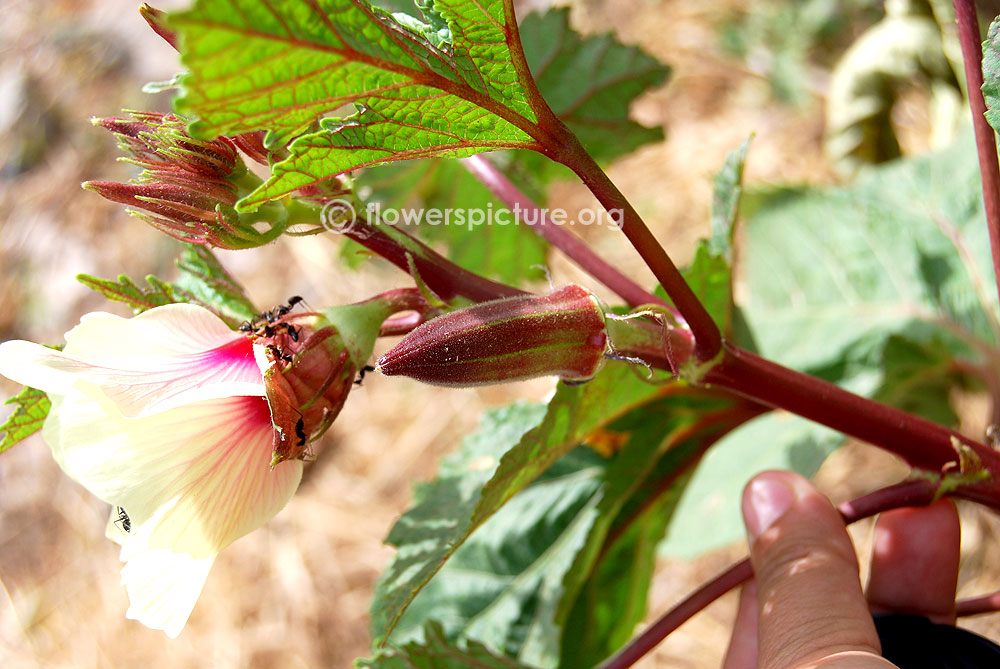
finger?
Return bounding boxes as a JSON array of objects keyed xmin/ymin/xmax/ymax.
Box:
[
  {"xmin": 867, "ymin": 499, "xmax": 960, "ymax": 624},
  {"xmin": 723, "ymin": 581, "xmax": 759, "ymax": 669},
  {"xmin": 743, "ymin": 471, "xmax": 889, "ymax": 669}
]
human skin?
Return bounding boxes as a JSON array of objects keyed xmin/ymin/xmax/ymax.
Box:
[{"xmin": 722, "ymin": 470, "xmax": 961, "ymax": 668}]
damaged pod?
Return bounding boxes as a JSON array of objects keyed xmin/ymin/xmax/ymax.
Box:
[{"xmin": 377, "ymin": 285, "xmax": 609, "ymax": 386}]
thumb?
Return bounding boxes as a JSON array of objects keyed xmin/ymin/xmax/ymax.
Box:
[{"xmin": 742, "ymin": 471, "xmax": 892, "ymax": 668}]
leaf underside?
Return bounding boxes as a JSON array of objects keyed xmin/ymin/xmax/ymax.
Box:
[
  {"xmin": 0, "ymin": 386, "xmax": 51, "ymax": 454},
  {"xmin": 172, "ymin": 0, "xmax": 543, "ymax": 209}
]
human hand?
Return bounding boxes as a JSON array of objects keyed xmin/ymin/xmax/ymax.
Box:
[{"xmin": 722, "ymin": 470, "xmax": 960, "ymax": 668}]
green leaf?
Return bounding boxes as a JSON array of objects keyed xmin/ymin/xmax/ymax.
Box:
[
  {"xmin": 685, "ymin": 242, "xmax": 732, "ymax": 334},
  {"xmin": 371, "ymin": 363, "xmax": 665, "ymax": 646},
  {"xmin": 710, "ymin": 135, "xmax": 751, "ymax": 260},
  {"xmin": 173, "ymin": 245, "xmax": 258, "ymax": 325},
  {"xmin": 984, "ymin": 17, "xmax": 1000, "ymax": 133},
  {"xmin": 386, "ymin": 392, "xmax": 739, "ymax": 667},
  {"xmin": 518, "ymin": 7, "xmax": 670, "ymax": 163},
  {"xmin": 873, "ymin": 334, "xmax": 970, "ymax": 426},
  {"xmin": 557, "ymin": 393, "xmax": 746, "ymax": 667},
  {"xmin": 738, "ymin": 133, "xmax": 999, "ymax": 383},
  {"xmin": 76, "ymin": 273, "xmax": 183, "ymax": 313},
  {"xmin": 356, "ymin": 157, "xmax": 547, "ymax": 284},
  {"xmin": 391, "ymin": 445, "xmax": 606, "ymax": 665},
  {"xmin": 0, "ymin": 386, "xmax": 51, "ymax": 454},
  {"xmin": 359, "ymin": 620, "xmax": 534, "ymax": 668},
  {"xmin": 659, "ymin": 412, "xmax": 842, "ymax": 559},
  {"xmin": 172, "ymin": 0, "xmax": 543, "ymax": 209},
  {"xmin": 78, "ymin": 246, "xmax": 257, "ymax": 328}
]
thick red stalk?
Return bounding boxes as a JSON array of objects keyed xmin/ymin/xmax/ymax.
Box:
[
  {"xmin": 597, "ymin": 479, "xmax": 938, "ymax": 669},
  {"xmin": 702, "ymin": 343, "xmax": 1000, "ymax": 483},
  {"xmin": 953, "ymin": 0, "xmax": 1000, "ymax": 307},
  {"xmin": 460, "ymin": 155, "xmax": 678, "ymax": 315},
  {"xmin": 556, "ymin": 137, "xmax": 724, "ymax": 361}
]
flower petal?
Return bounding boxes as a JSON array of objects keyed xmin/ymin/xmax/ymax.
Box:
[
  {"xmin": 0, "ymin": 304, "xmax": 263, "ymax": 417},
  {"xmin": 46, "ymin": 392, "xmax": 302, "ymax": 558},
  {"xmin": 120, "ymin": 549, "xmax": 216, "ymax": 638}
]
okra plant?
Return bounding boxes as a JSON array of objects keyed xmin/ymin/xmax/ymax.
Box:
[{"xmin": 4, "ymin": 0, "xmax": 1000, "ymax": 665}]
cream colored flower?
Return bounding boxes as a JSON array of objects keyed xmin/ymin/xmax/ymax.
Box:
[{"xmin": 0, "ymin": 304, "xmax": 302, "ymax": 637}]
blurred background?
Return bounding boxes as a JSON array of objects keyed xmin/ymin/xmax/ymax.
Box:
[{"xmin": 1, "ymin": 0, "xmax": 999, "ymax": 666}]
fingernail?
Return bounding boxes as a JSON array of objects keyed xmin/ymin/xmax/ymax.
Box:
[{"xmin": 744, "ymin": 474, "xmax": 796, "ymax": 540}]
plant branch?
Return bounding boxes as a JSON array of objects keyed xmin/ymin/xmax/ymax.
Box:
[
  {"xmin": 555, "ymin": 134, "xmax": 723, "ymax": 361},
  {"xmin": 957, "ymin": 590, "xmax": 1000, "ymax": 616},
  {"xmin": 335, "ymin": 211, "xmax": 526, "ymax": 303},
  {"xmin": 702, "ymin": 343, "xmax": 1000, "ymax": 484},
  {"xmin": 597, "ymin": 479, "xmax": 938, "ymax": 669},
  {"xmin": 461, "ymin": 155, "xmax": 678, "ymax": 315},
  {"xmin": 953, "ymin": 0, "xmax": 1000, "ymax": 308}
]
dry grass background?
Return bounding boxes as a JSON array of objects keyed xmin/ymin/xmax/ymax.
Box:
[{"xmin": 0, "ymin": 0, "xmax": 998, "ymax": 667}]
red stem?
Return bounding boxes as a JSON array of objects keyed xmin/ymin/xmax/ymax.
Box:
[
  {"xmin": 461, "ymin": 155, "xmax": 678, "ymax": 315},
  {"xmin": 702, "ymin": 343, "xmax": 1000, "ymax": 483},
  {"xmin": 557, "ymin": 136, "xmax": 724, "ymax": 361},
  {"xmin": 342, "ymin": 215, "xmax": 525, "ymax": 302},
  {"xmin": 597, "ymin": 479, "xmax": 938, "ymax": 669},
  {"xmin": 953, "ymin": 0, "xmax": 1000, "ymax": 308},
  {"xmin": 957, "ymin": 590, "xmax": 1000, "ymax": 616}
]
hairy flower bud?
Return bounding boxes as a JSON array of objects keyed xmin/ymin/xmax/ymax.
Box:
[
  {"xmin": 377, "ymin": 285, "xmax": 609, "ymax": 386},
  {"xmin": 83, "ymin": 111, "xmax": 285, "ymax": 249}
]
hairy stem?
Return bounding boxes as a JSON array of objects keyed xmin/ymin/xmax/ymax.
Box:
[
  {"xmin": 953, "ymin": 0, "xmax": 1000, "ymax": 308},
  {"xmin": 597, "ymin": 479, "xmax": 938, "ymax": 669},
  {"xmin": 461, "ymin": 155, "xmax": 678, "ymax": 315}
]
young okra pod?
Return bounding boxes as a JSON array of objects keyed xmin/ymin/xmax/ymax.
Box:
[{"xmin": 377, "ymin": 285, "xmax": 609, "ymax": 386}]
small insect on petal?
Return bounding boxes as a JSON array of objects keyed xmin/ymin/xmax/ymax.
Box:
[{"xmin": 377, "ymin": 285, "xmax": 608, "ymax": 386}]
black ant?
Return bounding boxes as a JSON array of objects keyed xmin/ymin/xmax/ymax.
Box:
[
  {"xmin": 114, "ymin": 506, "xmax": 131, "ymax": 533},
  {"xmin": 354, "ymin": 365, "xmax": 376, "ymax": 385},
  {"xmin": 294, "ymin": 417, "xmax": 307, "ymax": 447},
  {"xmin": 285, "ymin": 324, "xmax": 299, "ymax": 342},
  {"xmin": 265, "ymin": 344, "xmax": 294, "ymax": 364}
]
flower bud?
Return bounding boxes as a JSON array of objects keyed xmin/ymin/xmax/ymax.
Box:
[
  {"xmin": 252, "ymin": 314, "xmax": 357, "ymax": 466},
  {"xmin": 377, "ymin": 285, "xmax": 609, "ymax": 386},
  {"xmin": 250, "ymin": 292, "xmax": 416, "ymax": 465},
  {"xmin": 84, "ymin": 111, "xmax": 285, "ymax": 249}
]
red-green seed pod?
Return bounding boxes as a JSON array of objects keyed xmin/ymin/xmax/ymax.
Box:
[{"xmin": 377, "ymin": 285, "xmax": 608, "ymax": 386}]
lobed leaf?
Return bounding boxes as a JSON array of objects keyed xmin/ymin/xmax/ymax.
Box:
[
  {"xmin": 359, "ymin": 620, "xmax": 534, "ymax": 668},
  {"xmin": 173, "ymin": 245, "xmax": 258, "ymax": 324},
  {"xmin": 0, "ymin": 386, "xmax": 51, "ymax": 454},
  {"xmin": 171, "ymin": 0, "xmax": 543, "ymax": 209},
  {"xmin": 371, "ymin": 363, "xmax": 667, "ymax": 645},
  {"xmin": 76, "ymin": 273, "xmax": 183, "ymax": 313},
  {"xmin": 383, "ymin": 392, "xmax": 747, "ymax": 666},
  {"xmin": 78, "ymin": 246, "xmax": 257, "ymax": 328},
  {"xmin": 738, "ymin": 133, "xmax": 998, "ymax": 383},
  {"xmin": 518, "ymin": 7, "xmax": 670, "ymax": 163}
]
